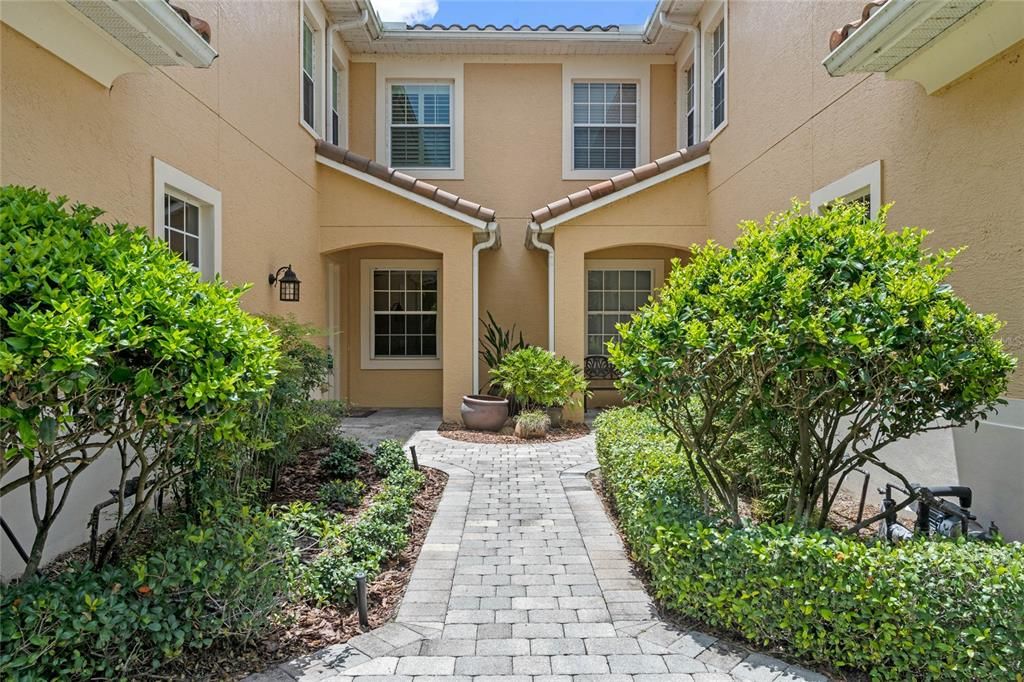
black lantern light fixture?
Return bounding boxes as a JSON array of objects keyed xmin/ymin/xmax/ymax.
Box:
[{"xmin": 269, "ymin": 264, "xmax": 301, "ymax": 302}]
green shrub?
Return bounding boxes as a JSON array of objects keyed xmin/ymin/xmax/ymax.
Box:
[
  {"xmin": 281, "ymin": 460, "xmax": 424, "ymax": 605},
  {"xmin": 514, "ymin": 409, "xmax": 550, "ymax": 430},
  {"xmin": 0, "ymin": 503, "xmax": 290, "ymax": 680},
  {"xmin": 372, "ymin": 439, "xmax": 408, "ymax": 477},
  {"xmin": 611, "ymin": 201, "xmax": 1016, "ymax": 526},
  {"xmin": 595, "ymin": 407, "xmax": 1024, "ymax": 681},
  {"xmin": 490, "ymin": 346, "xmax": 589, "ymax": 410},
  {"xmin": 322, "ymin": 437, "xmax": 363, "ymax": 479},
  {"xmin": 0, "ymin": 186, "xmax": 279, "ymax": 573},
  {"xmin": 318, "ymin": 479, "xmax": 365, "ymax": 508}
]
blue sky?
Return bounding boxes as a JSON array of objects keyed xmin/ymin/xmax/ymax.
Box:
[{"xmin": 373, "ymin": 0, "xmax": 658, "ymax": 27}]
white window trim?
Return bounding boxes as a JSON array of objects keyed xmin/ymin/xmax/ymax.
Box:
[
  {"xmin": 810, "ymin": 160, "xmax": 882, "ymax": 220},
  {"xmin": 675, "ymin": 31, "xmax": 700, "ymax": 149},
  {"xmin": 376, "ymin": 62, "xmax": 464, "ymax": 180},
  {"xmin": 584, "ymin": 259, "xmax": 665, "ymax": 356},
  {"xmin": 562, "ymin": 62, "xmax": 651, "ymax": 181},
  {"xmin": 299, "ymin": 0, "xmax": 326, "ymax": 139},
  {"xmin": 152, "ymin": 158, "xmax": 222, "ymax": 280},
  {"xmin": 330, "ymin": 55, "xmax": 348, "ymax": 148},
  {"xmin": 386, "ymin": 80, "xmax": 455, "ymax": 173},
  {"xmin": 701, "ymin": 0, "xmax": 727, "ymax": 141},
  {"xmin": 360, "ymin": 259, "xmax": 443, "ymax": 370}
]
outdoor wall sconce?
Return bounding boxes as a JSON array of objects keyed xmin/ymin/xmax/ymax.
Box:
[{"xmin": 268, "ymin": 265, "xmax": 301, "ymax": 302}]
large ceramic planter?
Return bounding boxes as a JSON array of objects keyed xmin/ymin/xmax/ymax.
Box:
[
  {"xmin": 546, "ymin": 406, "xmax": 563, "ymax": 428},
  {"xmin": 461, "ymin": 394, "xmax": 509, "ymax": 432}
]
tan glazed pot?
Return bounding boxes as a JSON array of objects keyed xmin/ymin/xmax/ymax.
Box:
[{"xmin": 461, "ymin": 394, "xmax": 510, "ymax": 431}]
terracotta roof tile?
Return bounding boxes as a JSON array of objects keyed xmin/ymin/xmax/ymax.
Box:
[
  {"xmin": 530, "ymin": 141, "xmax": 710, "ymax": 225},
  {"xmin": 829, "ymin": 0, "xmax": 889, "ymax": 52},
  {"xmin": 169, "ymin": 3, "xmax": 212, "ymax": 42},
  {"xmin": 316, "ymin": 140, "xmax": 497, "ymax": 223}
]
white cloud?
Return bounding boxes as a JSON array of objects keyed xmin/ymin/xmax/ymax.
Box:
[{"xmin": 373, "ymin": 0, "xmax": 439, "ymax": 24}]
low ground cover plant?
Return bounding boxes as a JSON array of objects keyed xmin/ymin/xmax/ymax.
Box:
[
  {"xmin": 318, "ymin": 479, "xmax": 366, "ymax": 508},
  {"xmin": 595, "ymin": 407, "xmax": 1024, "ymax": 680},
  {"xmin": 513, "ymin": 409, "xmax": 550, "ymax": 438},
  {"xmin": 322, "ymin": 436, "xmax": 363, "ymax": 479}
]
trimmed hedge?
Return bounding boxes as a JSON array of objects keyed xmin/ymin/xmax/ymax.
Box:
[{"xmin": 596, "ymin": 407, "xmax": 1024, "ymax": 681}]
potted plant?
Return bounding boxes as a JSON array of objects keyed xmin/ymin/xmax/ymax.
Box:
[
  {"xmin": 514, "ymin": 409, "xmax": 550, "ymax": 439},
  {"xmin": 461, "ymin": 393, "xmax": 509, "ymax": 431},
  {"xmin": 490, "ymin": 346, "xmax": 590, "ymax": 425},
  {"xmin": 461, "ymin": 313, "xmax": 524, "ymax": 431}
]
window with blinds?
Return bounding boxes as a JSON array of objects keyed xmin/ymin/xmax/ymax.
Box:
[
  {"xmin": 586, "ymin": 269, "xmax": 653, "ymax": 356},
  {"xmin": 711, "ymin": 20, "xmax": 726, "ymax": 130},
  {"xmin": 572, "ymin": 82, "xmax": 638, "ymax": 171},
  {"xmin": 371, "ymin": 268, "xmax": 439, "ymax": 358},
  {"xmin": 301, "ymin": 18, "xmax": 315, "ymax": 129},
  {"xmin": 389, "ymin": 83, "xmax": 452, "ymax": 169}
]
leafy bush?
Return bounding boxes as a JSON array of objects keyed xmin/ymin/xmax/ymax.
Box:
[
  {"xmin": 318, "ymin": 479, "xmax": 365, "ymax": 508},
  {"xmin": 490, "ymin": 346, "xmax": 589, "ymax": 410},
  {"xmin": 0, "ymin": 186, "xmax": 279, "ymax": 573},
  {"xmin": 372, "ymin": 439, "xmax": 407, "ymax": 477},
  {"xmin": 0, "ymin": 503, "xmax": 290, "ymax": 680},
  {"xmin": 611, "ymin": 201, "xmax": 1016, "ymax": 526},
  {"xmin": 321, "ymin": 437, "xmax": 363, "ymax": 480},
  {"xmin": 595, "ymin": 407, "xmax": 1024, "ymax": 681}
]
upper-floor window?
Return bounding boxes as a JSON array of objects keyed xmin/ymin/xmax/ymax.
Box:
[
  {"xmin": 331, "ymin": 63, "xmax": 341, "ymax": 145},
  {"xmin": 810, "ymin": 160, "xmax": 882, "ymax": 221},
  {"xmin": 153, "ymin": 159, "xmax": 221, "ymax": 282},
  {"xmin": 709, "ymin": 19, "xmax": 726, "ymax": 131},
  {"xmin": 685, "ymin": 64, "xmax": 697, "ymax": 147},
  {"xmin": 388, "ymin": 82, "xmax": 452, "ymax": 169},
  {"xmin": 572, "ymin": 82, "xmax": 638, "ymax": 171},
  {"xmin": 301, "ymin": 17, "xmax": 316, "ymax": 130}
]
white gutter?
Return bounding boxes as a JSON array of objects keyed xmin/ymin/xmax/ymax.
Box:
[
  {"xmin": 472, "ymin": 224, "xmax": 501, "ymax": 392},
  {"xmin": 823, "ymin": 0, "xmax": 919, "ymax": 75},
  {"xmin": 325, "ymin": 11, "xmax": 369, "ymax": 138},
  {"xmin": 527, "ymin": 223, "xmax": 556, "ymax": 352},
  {"xmin": 68, "ymin": 0, "xmax": 217, "ymax": 67},
  {"xmin": 383, "ymin": 27, "xmax": 647, "ymax": 42}
]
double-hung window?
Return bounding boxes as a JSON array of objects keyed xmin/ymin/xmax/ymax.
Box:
[
  {"xmin": 371, "ymin": 268, "xmax": 439, "ymax": 358},
  {"xmin": 572, "ymin": 82, "xmax": 638, "ymax": 171},
  {"xmin": 388, "ymin": 83, "xmax": 452, "ymax": 169},
  {"xmin": 301, "ymin": 17, "xmax": 316, "ymax": 130},
  {"xmin": 685, "ymin": 63, "xmax": 697, "ymax": 146},
  {"xmin": 710, "ymin": 19, "xmax": 726, "ymax": 130},
  {"xmin": 586, "ymin": 267, "xmax": 654, "ymax": 356},
  {"xmin": 163, "ymin": 193, "xmax": 201, "ymax": 271},
  {"xmin": 331, "ymin": 63, "xmax": 340, "ymax": 145},
  {"xmin": 154, "ymin": 159, "xmax": 220, "ymax": 282}
]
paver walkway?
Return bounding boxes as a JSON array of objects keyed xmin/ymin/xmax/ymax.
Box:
[{"xmin": 249, "ymin": 410, "xmax": 827, "ymax": 682}]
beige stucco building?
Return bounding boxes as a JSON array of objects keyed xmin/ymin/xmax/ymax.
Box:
[{"xmin": 1, "ymin": 0, "xmax": 1023, "ymax": 568}]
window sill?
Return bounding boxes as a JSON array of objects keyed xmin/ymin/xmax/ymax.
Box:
[
  {"xmin": 704, "ymin": 121, "xmax": 727, "ymax": 144},
  {"xmin": 562, "ymin": 168, "xmax": 635, "ymax": 182},
  {"xmin": 361, "ymin": 358, "xmax": 442, "ymax": 371},
  {"xmin": 389, "ymin": 165, "xmax": 463, "ymax": 180}
]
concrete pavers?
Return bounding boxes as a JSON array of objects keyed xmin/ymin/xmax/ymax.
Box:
[{"xmin": 247, "ymin": 410, "xmax": 827, "ymax": 682}]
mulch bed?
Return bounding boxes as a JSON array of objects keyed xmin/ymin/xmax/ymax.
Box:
[
  {"xmin": 155, "ymin": 450, "xmax": 448, "ymax": 680},
  {"xmin": 437, "ymin": 421, "xmax": 590, "ymax": 444}
]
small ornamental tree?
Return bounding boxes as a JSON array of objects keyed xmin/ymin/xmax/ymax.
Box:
[
  {"xmin": 0, "ymin": 186, "xmax": 279, "ymax": 575},
  {"xmin": 611, "ymin": 201, "xmax": 1016, "ymax": 527}
]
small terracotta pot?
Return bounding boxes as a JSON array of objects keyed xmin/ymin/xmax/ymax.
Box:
[
  {"xmin": 546, "ymin": 406, "xmax": 563, "ymax": 428},
  {"xmin": 461, "ymin": 394, "xmax": 510, "ymax": 432}
]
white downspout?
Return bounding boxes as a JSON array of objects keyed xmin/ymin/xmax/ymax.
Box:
[
  {"xmin": 658, "ymin": 12, "xmax": 701, "ymax": 146},
  {"xmin": 472, "ymin": 224, "xmax": 500, "ymax": 393},
  {"xmin": 325, "ymin": 11, "xmax": 369, "ymax": 141},
  {"xmin": 528, "ymin": 223, "xmax": 556, "ymax": 352}
]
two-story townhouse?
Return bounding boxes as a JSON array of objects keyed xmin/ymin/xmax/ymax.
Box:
[{"xmin": 2, "ymin": 0, "xmax": 1022, "ymax": 570}]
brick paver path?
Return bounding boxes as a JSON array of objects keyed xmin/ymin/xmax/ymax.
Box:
[{"xmin": 248, "ymin": 410, "xmax": 827, "ymax": 682}]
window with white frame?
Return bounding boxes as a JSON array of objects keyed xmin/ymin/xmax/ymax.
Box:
[
  {"xmin": 370, "ymin": 267, "xmax": 439, "ymax": 359},
  {"xmin": 810, "ymin": 160, "xmax": 882, "ymax": 221},
  {"xmin": 572, "ymin": 82, "xmax": 638, "ymax": 171},
  {"xmin": 301, "ymin": 16, "xmax": 316, "ymax": 130},
  {"xmin": 388, "ymin": 82, "xmax": 452, "ymax": 169},
  {"xmin": 331, "ymin": 62, "xmax": 341, "ymax": 145},
  {"xmin": 153, "ymin": 159, "xmax": 221, "ymax": 282},
  {"xmin": 586, "ymin": 265, "xmax": 657, "ymax": 356},
  {"xmin": 685, "ymin": 63, "xmax": 697, "ymax": 146},
  {"xmin": 710, "ymin": 19, "xmax": 726, "ymax": 131}
]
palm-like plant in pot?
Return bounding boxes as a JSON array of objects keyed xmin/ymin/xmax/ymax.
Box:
[{"xmin": 490, "ymin": 346, "xmax": 590, "ymax": 426}]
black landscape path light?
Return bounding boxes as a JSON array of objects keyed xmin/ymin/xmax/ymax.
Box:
[{"xmin": 269, "ymin": 264, "xmax": 301, "ymax": 302}]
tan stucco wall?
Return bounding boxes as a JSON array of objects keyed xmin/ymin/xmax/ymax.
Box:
[
  {"xmin": 318, "ymin": 168, "xmax": 477, "ymax": 420},
  {"xmin": 706, "ymin": 0, "xmax": 1024, "ymax": 396},
  {"xmin": 0, "ymin": 6, "xmax": 326, "ymax": 331}
]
